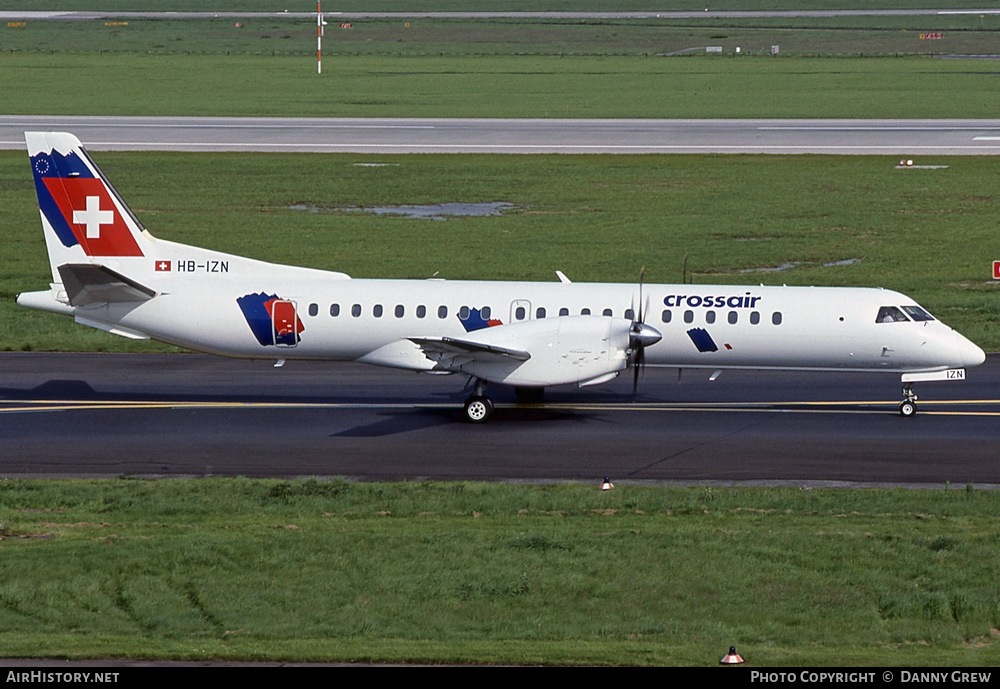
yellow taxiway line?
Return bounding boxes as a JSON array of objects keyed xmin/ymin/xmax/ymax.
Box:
[{"xmin": 2, "ymin": 399, "xmax": 999, "ymax": 417}]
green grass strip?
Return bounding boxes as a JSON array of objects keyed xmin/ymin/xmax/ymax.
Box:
[
  {"xmin": 0, "ymin": 1, "xmax": 993, "ymax": 13},
  {"xmin": 4, "ymin": 15, "xmax": 1000, "ymax": 59},
  {"xmin": 1, "ymin": 478, "xmax": 999, "ymax": 665},
  {"xmin": 3, "ymin": 53, "xmax": 1000, "ymax": 119}
]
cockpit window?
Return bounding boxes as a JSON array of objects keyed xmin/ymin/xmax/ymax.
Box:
[
  {"xmin": 901, "ymin": 305, "xmax": 935, "ymax": 322},
  {"xmin": 876, "ymin": 306, "xmax": 910, "ymax": 323}
]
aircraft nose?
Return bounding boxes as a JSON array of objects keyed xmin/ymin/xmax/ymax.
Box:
[{"xmin": 957, "ymin": 332, "xmax": 986, "ymax": 368}]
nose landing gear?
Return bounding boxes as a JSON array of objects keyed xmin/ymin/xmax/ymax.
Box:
[{"xmin": 899, "ymin": 383, "xmax": 917, "ymax": 417}]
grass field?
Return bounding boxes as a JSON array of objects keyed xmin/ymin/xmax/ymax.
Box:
[
  {"xmin": 3, "ymin": 7, "xmax": 1000, "ymax": 121},
  {"xmin": 4, "ymin": 151, "xmax": 998, "ymax": 352},
  {"xmin": 0, "ymin": 479, "xmax": 998, "ymax": 665},
  {"xmin": 4, "ymin": 14, "xmax": 1000, "ymax": 58},
  {"xmin": 4, "ymin": 52, "xmax": 1000, "ymax": 119},
  {"xmin": 1, "ymin": 1, "xmax": 995, "ymax": 12}
]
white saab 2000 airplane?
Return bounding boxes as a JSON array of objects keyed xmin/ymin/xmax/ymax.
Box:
[{"xmin": 18, "ymin": 132, "xmax": 986, "ymax": 422}]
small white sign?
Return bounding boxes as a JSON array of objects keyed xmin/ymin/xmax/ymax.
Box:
[{"xmin": 901, "ymin": 369, "xmax": 966, "ymax": 383}]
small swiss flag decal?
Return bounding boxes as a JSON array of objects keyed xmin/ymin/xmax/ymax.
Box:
[{"xmin": 155, "ymin": 260, "xmax": 172, "ymax": 272}]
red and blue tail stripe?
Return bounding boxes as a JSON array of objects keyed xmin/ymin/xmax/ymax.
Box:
[{"xmin": 30, "ymin": 138, "xmax": 143, "ymax": 257}]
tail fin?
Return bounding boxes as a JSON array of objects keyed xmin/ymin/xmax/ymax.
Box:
[{"xmin": 27, "ymin": 132, "xmax": 151, "ymax": 282}]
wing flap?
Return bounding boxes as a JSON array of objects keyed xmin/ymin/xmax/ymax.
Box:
[{"xmin": 408, "ymin": 336, "xmax": 531, "ymax": 368}]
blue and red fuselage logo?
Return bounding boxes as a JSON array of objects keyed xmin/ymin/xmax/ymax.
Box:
[
  {"xmin": 458, "ymin": 307, "xmax": 502, "ymax": 332},
  {"xmin": 30, "ymin": 150, "xmax": 143, "ymax": 257},
  {"xmin": 237, "ymin": 292, "xmax": 304, "ymax": 346}
]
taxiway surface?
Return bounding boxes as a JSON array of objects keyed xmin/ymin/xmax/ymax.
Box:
[
  {"xmin": 3, "ymin": 117, "xmax": 1000, "ymax": 154},
  {"xmin": 2, "ymin": 353, "xmax": 997, "ymax": 485}
]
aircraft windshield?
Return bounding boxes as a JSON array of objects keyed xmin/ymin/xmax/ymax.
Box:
[
  {"xmin": 876, "ymin": 306, "xmax": 909, "ymax": 323},
  {"xmin": 901, "ymin": 305, "xmax": 935, "ymax": 322}
]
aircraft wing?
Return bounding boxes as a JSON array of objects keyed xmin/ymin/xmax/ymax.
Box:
[{"xmin": 408, "ymin": 336, "xmax": 531, "ymax": 369}]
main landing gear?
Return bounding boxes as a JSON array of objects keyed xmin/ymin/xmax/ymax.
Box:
[
  {"xmin": 899, "ymin": 383, "xmax": 917, "ymax": 417},
  {"xmin": 464, "ymin": 379, "xmax": 494, "ymax": 424},
  {"xmin": 463, "ymin": 382, "xmax": 547, "ymax": 423}
]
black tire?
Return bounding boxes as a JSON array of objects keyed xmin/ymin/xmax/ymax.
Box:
[
  {"xmin": 899, "ymin": 401, "xmax": 916, "ymax": 417},
  {"xmin": 464, "ymin": 396, "xmax": 494, "ymax": 423}
]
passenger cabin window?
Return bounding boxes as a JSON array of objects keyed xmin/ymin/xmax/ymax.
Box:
[
  {"xmin": 683, "ymin": 310, "xmax": 694, "ymax": 324},
  {"xmin": 308, "ymin": 303, "xmax": 318, "ymax": 317},
  {"xmin": 624, "ymin": 308, "xmax": 634, "ymax": 320},
  {"xmin": 482, "ymin": 306, "xmax": 492, "ymax": 319},
  {"xmin": 417, "ymin": 305, "xmax": 426, "ymax": 318},
  {"xmin": 330, "ymin": 303, "xmax": 340, "ymax": 317},
  {"xmin": 902, "ymin": 305, "xmax": 935, "ymax": 322},
  {"xmin": 515, "ymin": 306, "xmax": 526, "ymax": 320},
  {"xmin": 559, "ymin": 307, "xmax": 569, "ymax": 316},
  {"xmin": 459, "ymin": 306, "xmax": 471, "ymax": 319},
  {"xmin": 603, "ymin": 308, "xmax": 613, "ymax": 317},
  {"xmin": 351, "ymin": 304, "xmax": 361, "ymax": 317},
  {"xmin": 536, "ymin": 307, "xmax": 546, "ymax": 319},
  {"xmin": 877, "ymin": 306, "xmax": 909, "ymax": 323},
  {"xmin": 581, "ymin": 308, "xmax": 591, "ymax": 315},
  {"xmin": 438, "ymin": 305, "xmax": 448, "ymax": 319},
  {"xmin": 373, "ymin": 304, "xmax": 383, "ymax": 318},
  {"xmin": 661, "ymin": 310, "xmax": 672, "ymax": 323},
  {"xmin": 728, "ymin": 311, "xmax": 738, "ymax": 324},
  {"xmin": 705, "ymin": 311, "xmax": 716, "ymax": 324},
  {"xmin": 772, "ymin": 312, "xmax": 782, "ymax": 326},
  {"xmin": 395, "ymin": 305, "xmax": 404, "ymax": 318},
  {"xmin": 750, "ymin": 311, "xmax": 760, "ymax": 325}
]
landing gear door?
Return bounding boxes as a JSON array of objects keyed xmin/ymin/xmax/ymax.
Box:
[{"xmin": 271, "ymin": 299, "xmax": 302, "ymax": 347}]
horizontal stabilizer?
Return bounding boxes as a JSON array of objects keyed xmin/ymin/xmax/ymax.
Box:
[
  {"xmin": 409, "ymin": 336, "xmax": 531, "ymax": 364},
  {"xmin": 57, "ymin": 263, "xmax": 157, "ymax": 306}
]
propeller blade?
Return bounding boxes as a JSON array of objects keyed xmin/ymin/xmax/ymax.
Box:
[
  {"xmin": 637, "ymin": 266, "xmax": 646, "ymax": 324},
  {"xmin": 632, "ymin": 348, "xmax": 643, "ymax": 395},
  {"xmin": 628, "ymin": 267, "xmax": 657, "ymax": 396}
]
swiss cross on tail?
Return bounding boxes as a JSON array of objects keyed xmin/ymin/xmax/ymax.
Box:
[{"xmin": 29, "ymin": 140, "xmax": 143, "ymax": 257}]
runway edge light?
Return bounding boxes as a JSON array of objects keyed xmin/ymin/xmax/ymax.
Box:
[
  {"xmin": 601, "ymin": 477, "xmax": 614, "ymax": 491},
  {"xmin": 720, "ymin": 646, "xmax": 745, "ymax": 665}
]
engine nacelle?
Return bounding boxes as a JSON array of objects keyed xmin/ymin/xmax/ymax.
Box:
[{"xmin": 457, "ymin": 315, "xmax": 632, "ymax": 387}]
